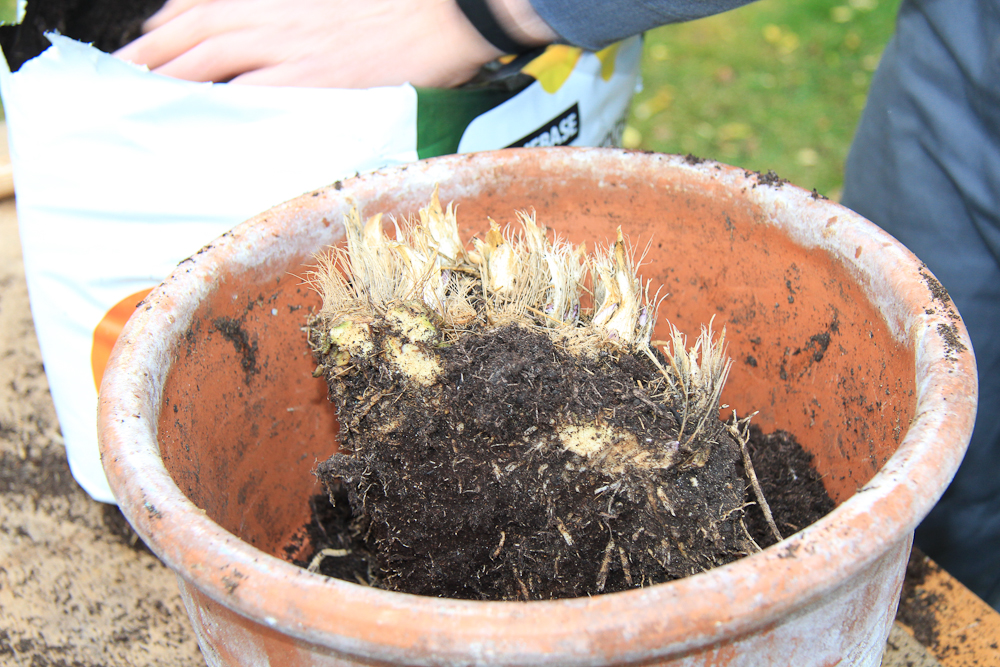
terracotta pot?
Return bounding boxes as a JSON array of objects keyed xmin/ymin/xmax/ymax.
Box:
[{"xmin": 98, "ymin": 148, "xmax": 976, "ymax": 666}]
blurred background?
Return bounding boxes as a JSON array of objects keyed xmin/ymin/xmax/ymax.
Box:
[
  {"xmin": 623, "ymin": 0, "xmax": 898, "ymax": 200},
  {"xmin": 0, "ymin": 0, "xmax": 897, "ymax": 200}
]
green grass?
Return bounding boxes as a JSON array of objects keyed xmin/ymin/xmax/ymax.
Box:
[
  {"xmin": 0, "ymin": 0, "xmax": 23, "ymax": 26},
  {"xmin": 625, "ymin": 0, "xmax": 900, "ymax": 199}
]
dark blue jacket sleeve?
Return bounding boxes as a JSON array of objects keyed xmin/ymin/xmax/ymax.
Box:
[{"xmin": 529, "ymin": 0, "xmax": 757, "ymax": 50}]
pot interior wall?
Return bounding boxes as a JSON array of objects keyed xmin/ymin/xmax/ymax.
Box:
[{"xmin": 157, "ymin": 160, "xmax": 916, "ymax": 558}]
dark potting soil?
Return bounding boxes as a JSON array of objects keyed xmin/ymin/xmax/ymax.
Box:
[
  {"xmin": 296, "ymin": 426, "xmax": 833, "ymax": 596},
  {"xmin": 314, "ymin": 324, "xmax": 752, "ymax": 600},
  {"xmin": 0, "ymin": 0, "xmax": 164, "ymax": 71},
  {"xmin": 741, "ymin": 424, "xmax": 835, "ymax": 550},
  {"xmin": 295, "ymin": 325, "xmax": 836, "ymax": 601}
]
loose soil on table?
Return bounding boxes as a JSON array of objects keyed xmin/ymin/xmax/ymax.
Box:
[
  {"xmin": 1, "ymin": 199, "xmax": 203, "ymax": 666},
  {"xmin": 897, "ymin": 547, "xmax": 941, "ymax": 650},
  {"xmin": 296, "ymin": 325, "xmax": 835, "ymax": 601}
]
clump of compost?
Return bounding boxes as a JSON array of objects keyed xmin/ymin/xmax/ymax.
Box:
[{"xmin": 307, "ymin": 191, "xmax": 779, "ymax": 600}]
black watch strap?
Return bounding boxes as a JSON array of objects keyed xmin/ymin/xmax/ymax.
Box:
[{"xmin": 456, "ymin": 0, "xmax": 534, "ymax": 55}]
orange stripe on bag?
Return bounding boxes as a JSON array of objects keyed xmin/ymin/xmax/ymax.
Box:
[{"xmin": 91, "ymin": 288, "xmax": 153, "ymax": 390}]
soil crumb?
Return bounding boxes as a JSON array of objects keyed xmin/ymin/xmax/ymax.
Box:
[{"xmin": 747, "ymin": 169, "xmax": 788, "ymax": 188}]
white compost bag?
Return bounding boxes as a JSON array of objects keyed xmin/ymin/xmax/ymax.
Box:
[{"xmin": 0, "ymin": 32, "xmax": 641, "ymax": 503}]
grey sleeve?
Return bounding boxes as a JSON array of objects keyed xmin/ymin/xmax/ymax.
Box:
[
  {"xmin": 529, "ymin": 0, "xmax": 758, "ymax": 50},
  {"xmin": 841, "ymin": 0, "xmax": 1000, "ymax": 609}
]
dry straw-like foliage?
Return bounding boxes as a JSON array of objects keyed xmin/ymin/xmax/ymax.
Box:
[
  {"xmin": 308, "ymin": 190, "xmax": 734, "ymax": 430},
  {"xmin": 654, "ymin": 318, "xmax": 733, "ymax": 446}
]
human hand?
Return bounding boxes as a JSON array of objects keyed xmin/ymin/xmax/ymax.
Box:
[{"xmin": 114, "ymin": 0, "xmax": 549, "ymax": 88}]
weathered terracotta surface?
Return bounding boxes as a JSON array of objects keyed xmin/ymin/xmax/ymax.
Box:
[{"xmin": 98, "ymin": 148, "xmax": 977, "ymax": 666}]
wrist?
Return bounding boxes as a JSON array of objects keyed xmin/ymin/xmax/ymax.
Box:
[
  {"xmin": 489, "ymin": 0, "xmax": 557, "ymax": 47},
  {"xmin": 455, "ymin": 0, "xmax": 556, "ymax": 56}
]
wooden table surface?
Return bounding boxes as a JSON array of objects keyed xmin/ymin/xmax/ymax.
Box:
[{"xmin": 883, "ymin": 550, "xmax": 1000, "ymax": 667}]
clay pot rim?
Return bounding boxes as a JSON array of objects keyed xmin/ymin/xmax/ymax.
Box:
[{"xmin": 98, "ymin": 148, "xmax": 977, "ymax": 665}]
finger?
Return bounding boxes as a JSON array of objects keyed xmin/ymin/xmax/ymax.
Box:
[
  {"xmin": 152, "ymin": 29, "xmax": 274, "ymax": 83},
  {"xmin": 227, "ymin": 58, "xmax": 357, "ymax": 88},
  {"xmin": 116, "ymin": 13, "xmax": 210, "ymax": 68},
  {"xmin": 115, "ymin": 4, "xmax": 245, "ymax": 71},
  {"xmin": 228, "ymin": 47, "xmax": 418, "ymax": 89},
  {"xmin": 143, "ymin": 0, "xmax": 214, "ymax": 32},
  {"xmin": 229, "ymin": 53, "xmax": 483, "ymax": 89},
  {"xmin": 227, "ymin": 62, "xmax": 321, "ymax": 87}
]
